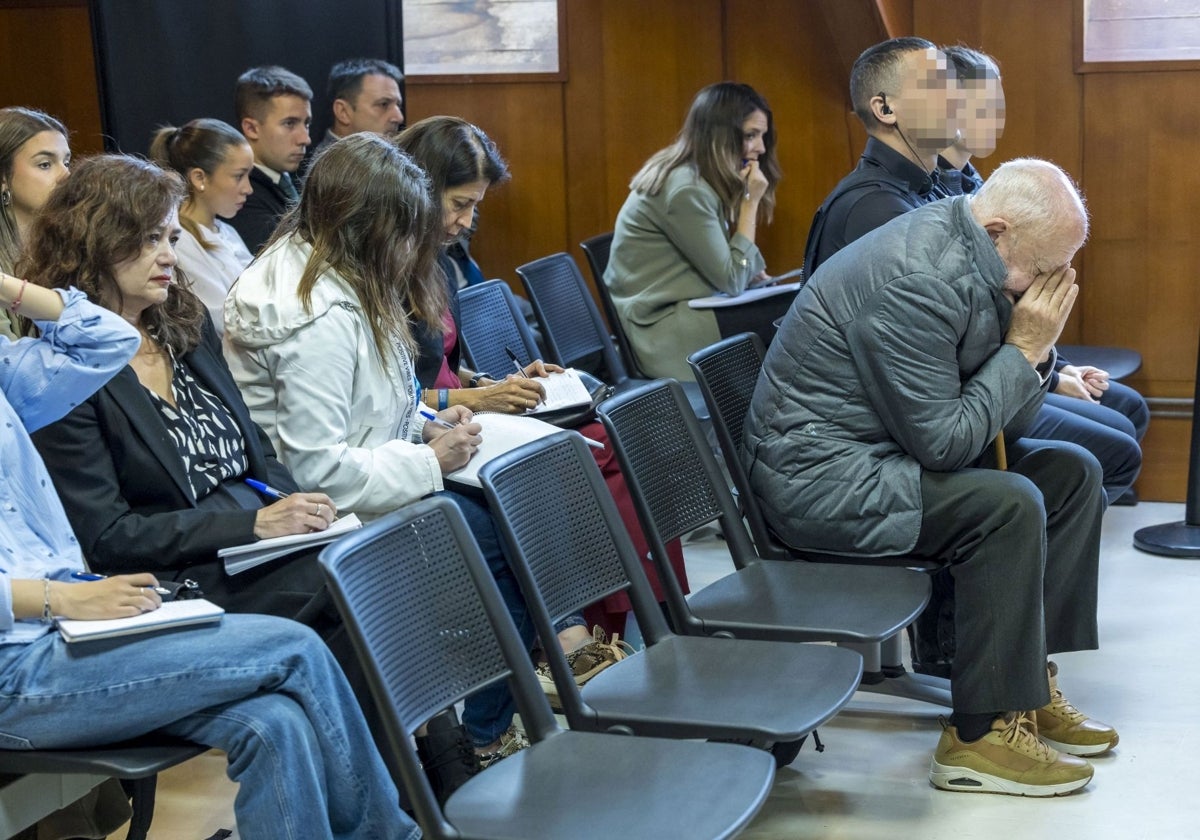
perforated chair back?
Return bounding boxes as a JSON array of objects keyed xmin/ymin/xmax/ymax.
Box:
[
  {"xmin": 597, "ymin": 379, "xmax": 762, "ymax": 632},
  {"xmin": 688, "ymin": 332, "xmax": 791, "ymax": 559},
  {"xmin": 581, "ymin": 232, "xmax": 644, "ymax": 378},
  {"xmin": 517, "ymin": 252, "xmax": 630, "ymax": 385},
  {"xmin": 457, "ymin": 279, "xmax": 543, "ymax": 378},
  {"xmin": 319, "ymin": 498, "xmax": 557, "ymax": 837}
]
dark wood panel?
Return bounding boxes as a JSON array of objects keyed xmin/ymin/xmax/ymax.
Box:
[{"xmin": 0, "ymin": 3, "xmax": 104, "ymax": 155}]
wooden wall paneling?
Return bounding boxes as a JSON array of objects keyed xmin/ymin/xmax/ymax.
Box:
[
  {"xmin": 406, "ymin": 81, "xmax": 567, "ymax": 286},
  {"xmin": 725, "ymin": 0, "xmax": 867, "ymax": 273},
  {"xmin": 561, "ymin": 0, "xmax": 609, "ymax": 257},
  {"xmin": 0, "ymin": 1, "xmax": 104, "ymax": 155}
]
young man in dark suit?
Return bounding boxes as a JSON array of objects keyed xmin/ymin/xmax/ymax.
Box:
[{"xmin": 227, "ymin": 65, "xmax": 313, "ymax": 254}]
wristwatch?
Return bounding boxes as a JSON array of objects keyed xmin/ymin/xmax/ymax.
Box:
[{"xmin": 468, "ymin": 372, "xmax": 490, "ymax": 388}]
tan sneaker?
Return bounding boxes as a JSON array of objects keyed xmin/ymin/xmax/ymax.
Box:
[
  {"xmin": 930, "ymin": 714, "xmax": 1094, "ymax": 796},
  {"xmin": 536, "ymin": 626, "xmax": 635, "ymax": 709},
  {"xmin": 1034, "ymin": 661, "xmax": 1119, "ymax": 756}
]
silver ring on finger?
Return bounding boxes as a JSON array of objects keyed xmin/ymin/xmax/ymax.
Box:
[{"xmin": 316, "ymin": 503, "xmax": 324, "ymax": 517}]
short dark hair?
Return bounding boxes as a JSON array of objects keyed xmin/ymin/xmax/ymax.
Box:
[
  {"xmin": 327, "ymin": 58, "xmax": 404, "ymax": 104},
  {"xmin": 943, "ymin": 45, "xmax": 1000, "ymax": 84},
  {"xmin": 849, "ymin": 36, "xmax": 937, "ymax": 128},
  {"xmin": 235, "ymin": 65, "xmax": 313, "ymax": 123}
]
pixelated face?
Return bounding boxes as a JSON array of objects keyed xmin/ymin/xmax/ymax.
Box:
[
  {"xmin": 345, "ymin": 73, "xmax": 404, "ymax": 135},
  {"xmin": 891, "ymin": 47, "xmax": 961, "ymax": 151},
  {"xmin": 958, "ymin": 74, "xmax": 1006, "ymax": 158}
]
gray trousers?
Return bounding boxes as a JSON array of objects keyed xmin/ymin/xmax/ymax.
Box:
[{"xmin": 913, "ymin": 438, "xmax": 1104, "ymax": 714}]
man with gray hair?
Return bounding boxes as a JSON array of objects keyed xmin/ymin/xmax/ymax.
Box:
[{"xmin": 745, "ymin": 158, "xmax": 1117, "ymax": 796}]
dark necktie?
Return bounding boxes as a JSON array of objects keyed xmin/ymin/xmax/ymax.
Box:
[{"xmin": 278, "ymin": 172, "xmax": 299, "ymax": 203}]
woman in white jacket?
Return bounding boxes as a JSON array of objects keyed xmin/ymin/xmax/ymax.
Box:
[{"xmin": 224, "ymin": 133, "xmax": 532, "ymax": 765}]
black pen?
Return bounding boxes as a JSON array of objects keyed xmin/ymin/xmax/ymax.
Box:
[{"xmin": 504, "ymin": 346, "xmax": 530, "ymax": 378}]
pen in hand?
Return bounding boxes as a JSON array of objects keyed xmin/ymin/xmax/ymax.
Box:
[
  {"xmin": 418, "ymin": 407, "xmax": 458, "ymax": 429},
  {"xmin": 504, "ymin": 346, "xmax": 530, "ymax": 379},
  {"xmin": 245, "ymin": 478, "xmax": 290, "ymax": 500}
]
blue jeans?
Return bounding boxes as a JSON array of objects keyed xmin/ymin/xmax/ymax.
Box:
[
  {"xmin": 438, "ymin": 490, "xmax": 537, "ymax": 747},
  {"xmin": 0, "ymin": 615, "xmax": 418, "ymax": 840}
]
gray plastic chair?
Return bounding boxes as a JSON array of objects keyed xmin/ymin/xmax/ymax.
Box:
[
  {"xmin": 688, "ymin": 333, "xmax": 951, "ymax": 707},
  {"xmin": 0, "ymin": 739, "xmax": 205, "ymax": 840},
  {"xmin": 597, "ymin": 378, "xmax": 929, "ymax": 645},
  {"xmin": 580, "ymin": 231, "xmax": 644, "ymax": 378},
  {"xmin": 479, "ymin": 432, "xmax": 864, "ymax": 761},
  {"xmin": 318, "ymin": 497, "xmax": 777, "ymax": 840},
  {"xmin": 456, "ymin": 280, "xmax": 544, "ymax": 382},
  {"xmin": 516, "ymin": 252, "xmax": 712, "ymax": 424}
]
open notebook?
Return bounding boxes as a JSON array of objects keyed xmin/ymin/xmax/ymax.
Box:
[
  {"xmin": 445, "ymin": 413, "xmax": 565, "ymax": 488},
  {"xmin": 526, "ymin": 369, "xmax": 593, "ymax": 415}
]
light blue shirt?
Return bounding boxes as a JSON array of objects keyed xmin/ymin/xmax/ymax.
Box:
[{"xmin": 0, "ymin": 289, "xmax": 139, "ymax": 643}]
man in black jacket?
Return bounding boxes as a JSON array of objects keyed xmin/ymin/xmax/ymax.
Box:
[{"xmin": 226, "ymin": 65, "xmax": 313, "ymax": 255}]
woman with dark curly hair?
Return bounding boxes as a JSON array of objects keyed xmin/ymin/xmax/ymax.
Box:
[{"xmin": 26, "ymin": 154, "xmax": 339, "ymax": 625}]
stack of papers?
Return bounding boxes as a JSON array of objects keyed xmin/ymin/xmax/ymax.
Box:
[{"xmin": 527, "ymin": 369, "xmax": 593, "ymax": 415}]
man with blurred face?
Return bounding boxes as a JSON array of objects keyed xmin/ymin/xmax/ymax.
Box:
[{"xmin": 802, "ymin": 37, "xmax": 961, "ymax": 276}]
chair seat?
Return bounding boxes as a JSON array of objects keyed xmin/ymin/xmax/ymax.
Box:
[
  {"xmin": 578, "ymin": 635, "xmax": 863, "ymax": 741},
  {"xmin": 0, "ymin": 741, "xmax": 205, "ymax": 778},
  {"xmin": 1056, "ymin": 345, "xmax": 1142, "ymax": 381},
  {"xmin": 447, "ymin": 729, "xmax": 775, "ymax": 840},
  {"xmin": 686, "ymin": 560, "xmax": 930, "ymax": 644}
]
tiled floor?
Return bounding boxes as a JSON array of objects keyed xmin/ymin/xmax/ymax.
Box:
[{"xmin": 143, "ymin": 501, "xmax": 1200, "ymax": 839}]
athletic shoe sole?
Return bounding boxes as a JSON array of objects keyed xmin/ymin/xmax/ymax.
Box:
[{"xmin": 929, "ymin": 759, "xmax": 1093, "ymax": 797}]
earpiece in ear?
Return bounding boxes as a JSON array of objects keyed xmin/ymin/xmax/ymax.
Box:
[{"xmin": 878, "ymin": 92, "xmax": 893, "ymax": 115}]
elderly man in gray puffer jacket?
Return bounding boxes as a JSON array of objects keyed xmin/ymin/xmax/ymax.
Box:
[{"xmin": 745, "ymin": 158, "xmax": 1116, "ymax": 798}]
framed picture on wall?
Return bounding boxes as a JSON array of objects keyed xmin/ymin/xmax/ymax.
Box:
[{"xmin": 403, "ymin": 0, "xmax": 566, "ymax": 82}]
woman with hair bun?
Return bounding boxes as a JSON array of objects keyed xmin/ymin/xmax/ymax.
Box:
[{"xmin": 150, "ymin": 118, "xmax": 254, "ymax": 332}]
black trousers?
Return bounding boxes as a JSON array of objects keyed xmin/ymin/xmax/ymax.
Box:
[{"xmin": 913, "ymin": 438, "xmax": 1104, "ymax": 714}]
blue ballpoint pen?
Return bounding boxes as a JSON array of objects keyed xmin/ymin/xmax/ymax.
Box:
[
  {"xmin": 71, "ymin": 570, "xmax": 171, "ymax": 596},
  {"xmin": 244, "ymin": 478, "xmax": 290, "ymax": 500},
  {"xmin": 418, "ymin": 407, "xmax": 458, "ymax": 429}
]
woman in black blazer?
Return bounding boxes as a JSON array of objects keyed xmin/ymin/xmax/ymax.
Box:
[{"xmin": 26, "ymin": 154, "xmax": 338, "ymax": 621}]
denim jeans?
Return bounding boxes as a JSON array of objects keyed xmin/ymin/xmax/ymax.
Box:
[
  {"xmin": 438, "ymin": 490, "xmax": 537, "ymax": 747},
  {"xmin": 0, "ymin": 614, "xmax": 419, "ymax": 840}
]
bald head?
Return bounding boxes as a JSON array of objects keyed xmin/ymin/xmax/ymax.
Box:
[{"xmin": 971, "ymin": 158, "xmax": 1088, "ymax": 294}]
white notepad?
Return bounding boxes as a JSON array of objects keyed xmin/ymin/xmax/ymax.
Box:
[
  {"xmin": 527, "ymin": 369, "xmax": 593, "ymax": 415},
  {"xmin": 219, "ymin": 513, "xmax": 363, "ymax": 575},
  {"xmin": 57, "ymin": 599, "xmax": 225, "ymax": 643},
  {"xmin": 445, "ymin": 413, "xmax": 564, "ymax": 488}
]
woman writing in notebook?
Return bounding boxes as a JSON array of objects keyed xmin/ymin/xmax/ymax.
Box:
[
  {"xmin": 396, "ymin": 115, "xmax": 690, "ymax": 648},
  {"xmin": 0, "ymin": 268, "xmax": 417, "ymax": 839},
  {"xmin": 605, "ymin": 82, "xmax": 781, "ymax": 380},
  {"xmin": 26, "ymin": 155, "xmax": 339, "ymax": 627}
]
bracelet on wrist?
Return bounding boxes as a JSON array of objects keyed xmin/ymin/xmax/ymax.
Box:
[
  {"xmin": 437, "ymin": 389, "xmax": 448, "ymax": 410},
  {"xmin": 7, "ymin": 277, "xmax": 28, "ymax": 312},
  {"xmin": 42, "ymin": 577, "xmax": 53, "ymax": 623}
]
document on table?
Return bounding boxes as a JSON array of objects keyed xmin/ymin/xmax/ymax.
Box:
[
  {"xmin": 688, "ymin": 281, "xmax": 804, "ymax": 309},
  {"xmin": 526, "ymin": 369, "xmax": 593, "ymax": 414},
  {"xmin": 57, "ymin": 599, "xmax": 226, "ymax": 643},
  {"xmin": 219, "ymin": 514, "xmax": 363, "ymax": 575}
]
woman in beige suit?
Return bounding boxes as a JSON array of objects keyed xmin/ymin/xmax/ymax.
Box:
[{"xmin": 605, "ymin": 82, "xmax": 780, "ymax": 379}]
